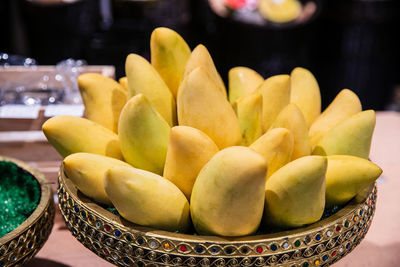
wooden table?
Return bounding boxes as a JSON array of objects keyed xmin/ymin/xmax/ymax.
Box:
[{"xmin": 4, "ymin": 111, "xmax": 399, "ymax": 267}]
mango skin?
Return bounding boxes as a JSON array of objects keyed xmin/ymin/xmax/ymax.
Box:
[
  {"xmin": 228, "ymin": 67, "xmax": 264, "ymax": 104},
  {"xmin": 63, "ymin": 153, "xmax": 131, "ymax": 205},
  {"xmin": 290, "ymin": 67, "xmax": 321, "ymax": 128},
  {"xmin": 309, "ymin": 89, "xmax": 362, "ymax": 148},
  {"xmin": 163, "ymin": 126, "xmax": 219, "ymax": 200},
  {"xmin": 78, "ymin": 73, "xmax": 127, "ymax": 133},
  {"xmin": 118, "ymin": 94, "xmax": 170, "ymax": 175},
  {"xmin": 177, "ymin": 67, "xmax": 241, "ymax": 149},
  {"xmin": 264, "ymin": 156, "xmax": 327, "ymax": 229},
  {"xmin": 126, "ymin": 53, "xmax": 177, "ymax": 126},
  {"xmin": 104, "ymin": 166, "xmax": 190, "ymax": 233},
  {"xmin": 151, "ymin": 27, "xmax": 191, "ymax": 98},
  {"xmin": 250, "ymin": 128, "xmax": 294, "ymax": 179},
  {"xmin": 271, "ymin": 103, "xmax": 311, "ymax": 160},
  {"xmin": 257, "ymin": 74, "xmax": 291, "ymax": 132},
  {"xmin": 313, "ymin": 110, "xmax": 376, "ymax": 159},
  {"xmin": 42, "ymin": 115, "xmax": 123, "ymax": 160},
  {"xmin": 190, "ymin": 146, "xmax": 267, "ymax": 237},
  {"xmin": 325, "ymin": 155, "xmax": 382, "ymax": 207}
]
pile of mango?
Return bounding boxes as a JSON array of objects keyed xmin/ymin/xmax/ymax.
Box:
[{"xmin": 42, "ymin": 27, "xmax": 382, "ymax": 237}]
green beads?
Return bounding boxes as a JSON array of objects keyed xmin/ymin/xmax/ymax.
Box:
[{"xmin": 0, "ymin": 161, "xmax": 40, "ymax": 237}]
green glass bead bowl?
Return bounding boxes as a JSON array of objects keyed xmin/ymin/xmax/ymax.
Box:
[
  {"xmin": 58, "ymin": 164, "xmax": 376, "ymax": 267},
  {"xmin": 0, "ymin": 156, "xmax": 55, "ymax": 267}
]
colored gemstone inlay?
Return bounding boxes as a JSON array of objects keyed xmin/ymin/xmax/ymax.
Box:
[
  {"xmin": 302, "ymin": 262, "xmax": 309, "ymax": 267},
  {"xmin": 256, "ymin": 246, "xmax": 263, "ymax": 253},
  {"xmin": 80, "ymin": 210, "xmax": 86, "ymax": 218},
  {"xmin": 336, "ymin": 226, "xmax": 342, "ymax": 232},
  {"xmin": 123, "ymin": 257, "xmax": 130, "ymax": 264},
  {"xmin": 195, "ymin": 245, "xmax": 203, "ymax": 253},
  {"xmin": 211, "ymin": 246, "xmax": 218, "ymax": 253},
  {"xmin": 314, "ymin": 259, "xmax": 320, "ymax": 265},
  {"xmin": 10, "ymin": 255, "xmax": 16, "ymax": 261},
  {"xmin": 149, "ymin": 241, "xmax": 157, "ymax": 248},
  {"xmin": 241, "ymin": 247, "xmax": 249, "ymax": 253},
  {"xmin": 114, "ymin": 230, "xmax": 121, "ymax": 237},
  {"xmin": 270, "ymin": 244, "xmax": 277, "ymax": 251},
  {"xmin": 137, "ymin": 261, "xmax": 144, "ymax": 267},
  {"xmin": 137, "ymin": 238, "xmax": 144, "ymax": 245},
  {"xmin": 125, "ymin": 234, "xmax": 132, "ymax": 242},
  {"xmin": 305, "ymin": 235, "xmax": 311, "ymax": 243},
  {"xmin": 346, "ymin": 243, "xmax": 351, "ymax": 249},
  {"xmin": 326, "ymin": 230, "xmax": 332, "ymax": 237},
  {"xmin": 104, "ymin": 248, "xmax": 109, "ymax": 255},
  {"xmin": 353, "ymin": 216, "xmax": 358, "ymax": 222},
  {"xmin": 94, "ymin": 242, "xmax": 100, "ymax": 249},
  {"xmin": 164, "ymin": 243, "xmax": 171, "ymax": 250},
  {"xmin": 179, "ymin": 245, "xmax": 187, "ymax": 252},
  {"xmin": 322, "ymin": 255, "xmax": 328, "ymax": 261},
  {"xmin": 96, "ymin": 221, "xmax": 101, "ymax": 228},
  {"xmin": 74, "ymin": 206, "xmax": 79, "ymax": 213},
  {"xmin": 359, "ymin": 210, "xmax": 363, "ymax": 216},
  {"xmin": 225, "ymin": 247, "xmax": 233, "ymax": 254},
  {"xmin": 332, "ymin": 251, "xmax": 337, "ymax": 257},
  {"xmin": 104, "ymin": 225, "xmax": 111, "ymax": 232},
  {"xmin": 294, "ymin": 240, "xmax": 301, "ymax": 247},
  {"xmin": 282, "ymin": 242, "xmax": 289, "ymax": 249},
  {"xmin": 344, "ymin": 221, "xmax": 350, "ymax": 227},
  {"xmin": 28, "ymin": 242, "xmax": 33, "ymax": 248},
  {"xmin": 315, "ymin": 234, "xmax": 321, "ymax": 241}
]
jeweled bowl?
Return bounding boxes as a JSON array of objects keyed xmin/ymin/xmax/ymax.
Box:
[
  {"xmin": 58, "ymin": 164, "xmax": 376, "ymax": 267},
  {"xmin": 0, "ymin": 156, "xmax": 55, "ymax": 267}
]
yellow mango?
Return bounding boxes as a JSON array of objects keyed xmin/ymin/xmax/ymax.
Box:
[
  {"xmin": 118, "ymin": 94, "xmax": 170, "ymax": 175},
  {"xmin": 190, "ymin": 146, "xmax": 267, "ymax": 236},
  {"xmin": 118, "ymin": 76, "xmax": 128, "ymax": 91},
  {"xmin": 259, "ymin": 0, "xmax": 302, "ymax": 23},
  {"xmin": 313, "ymin": 110, "xmax": 376, "ymax": 159},
  {"xmin": 151, "ymin": 27, "xmax": 191, "ymax": 98},
  {"xmin": 271, "ymin": 103, "xmax": 311, "ymax": 160},
  {"xmin": 250, "ymin": 128, "xmax": 294, "ymax": 179},
  {"xmin": 264, "ymin": 156, "xmax": 327, "ymax": 228},
  {"xmin": 183, "ymin": 44, "xmax": 227, "ymax": 98},
  {"xmin": 42, "ymin": 115, "xmax": 123, "ymax": 159},
  {"xmin": 163, "ymin": 126, "xmax": 219, "ymax": 200},
  {"xmin": 325, "ymin": 155, "xmax": 382, "ymax": 207},
  {"xmin": 228, "ymin": 66, "xmax": 264, "ymax": 104},
  {"xmin": 309, "ymin": 89, "xmax": 362, "ymax": 148},
  {"xmin": 125, "ymin": 53, "xmax": 177, "ymax": 126},
  {"xmin": 177, "ymin": 67, "xmax": 241, "ymax": 149},
  {"xmin": 63, "ymin": 153, "xmax": 131, "ymax": 205},
  {"xmin": 233, "ymin": 93, "xmax": 263, "ymax": 146},
  {"xmin": 290, "ymin": 67, "xmax": 321, "ymax": 128},
  {"xmin": 104, "ymin": 165, "xmax": 190, "ymax": 232},
  {"xmin": 77, "ymin": 73, "xmax": 127, "ymax": 133},
  {"xmin": 257, "ymin": 74, "xmax": 291, "ymax": 131}
]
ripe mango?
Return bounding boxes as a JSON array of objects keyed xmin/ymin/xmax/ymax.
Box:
[
  {"xmin": 42, "ymin": 115, "xmax": 123, "ymax": 160},
  {"xmin": 233, "ymin": 93, "xmax": 263, "ymax": 146},
  {"xmin": 259, "ymin": 0, "xmax": 302, "ymax": 23},
  {"xmin": 271, "ymin": 103, "xmax": 311, "ymax": 160},
  {"xmin": 126, "ymin": 53, "xmax": 177, "ymax": 126},
  {"xmin": 118, "ymin": 94, "xmax": 170, "ymax": 175},
  {"xmin": 312, "ymin": 110, "xmax": 376, "ymax": 159},
  {"xmin": 177, "ymin": 67, "xmax": 241, "ymax": 149},
  {"xmin": 228, "ymin": 66, "xmax": 264, "ymax": 104},
  {"xmin": 309, "ymin": 89, "xmax": 362, "ymax": 149},
  {"xmin": 250, "ymin": 128, "xmax": 294, "ymax": 179},
  {"xmin": 104, "ymin": 165, "xmax": 190, "ymax": 232},
  {"xmin": 290, "ymin": 67, "xmax": 321, "ymax": 128},
  {"xmin": 325, "ymin": 155, "xmax": 382, "ymax": 207},
  {"xmin": 264, "ymin": 156, "xmax": 327, "ymax": 229},
  {"xmin": 190, "ymin": 146, "xmax": 267, "ymax": 236},
  {"xmin": 163, "ymin": 126, "xmax": 219, "ymax": 200},
  {"xmin": 183, "ymin": 44, "xmax": 227, "ymax": 98},
  {"xmin": 63, "ymin": 153, "xmax": 131, "ymax": 205},
  {"xmin": 77, "ymin": 73, "xmax": 127, "ymax": 133},
  {"xmin": 151, "ymin": 27, "xmax": 191, "ymax": 98},
  {"xmin": 257, "ymin": 74, "xmax": 291, "ymax": 132}
]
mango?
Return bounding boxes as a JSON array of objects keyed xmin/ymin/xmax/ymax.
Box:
[
  {"xmin": 259, "ymin": 0, "xmax": 302, "ymax": 23},
  {"xmin": 257, "ymin": 74, "xmax": 291, "ymax": 132},
  {"xmin": 312, "ymin": 110, "xmax": 376, "ymax": 159},
  {"xmin": 233, "ymin": 93, "xmax": 263, "ymax": 146},
  {"xmin": 264, "ymin": 156, "xmax": 327, "ymax": 228},
  {"xmin": 126, "ymin": 53, "xmax": 177, "ymax": 126},
  {"xmin": 163, "ymin": 126, "xmax": 219, "ymax": 200},
  {"xmin": 151, "ymin": 27, "xmax": 191, "ymax": 98},
  {"xmin": 118, "ymin": 76, "xmax": 128, "ymax": 91},
  {"xmin": 77, "ymin": 73, "xmax": 127, "ymax": 133},
  {"xmin": 228, "ymin": 66, "xmax": 264, "ymax": 104},
  {"xmin": 183, "ymin": 44, "xmax": 227, "ymax": 98},
  {"xmin": 63, "ymin": 153, "xmax": 131, "ymax": 205},
  {"xmin": 325, "ymin": 155, "xmax": 382, "ymax": 207},
  {"xmin": 104, "ymin": 165, "xmax": 190, "ymax": 232},
  {"xmin": 271, "ymin": 103, "xmax": 311, "ymax": 160},
  {"xmin": 309, "ymin": 89, "xmax": 362, "ymax": 148},
  {"xmin": 190, "ymin": 146, "xmax": 267, "ymax": 236},
  {"xmin": 118, "ymin": 94, "xmax": 170, "ymax": 175},
  {"xmin": 290, "ymin": 67, "xmax": 321, "ymax": 128},
  {"xmin": 250, "ymin": 128, "xmax": 294, "ymax": 179},
  {"xmin": 42, "ymin": 115, "xmax": 123, "ymax": 159},
  {"xmin": 177, "ymin": 67, "xmax": 241, "ymax": 149}
]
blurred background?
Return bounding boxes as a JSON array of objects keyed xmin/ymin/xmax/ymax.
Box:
[{"xmin": 1, "ymin": 0, "xmax": 399, "ymax": 111}]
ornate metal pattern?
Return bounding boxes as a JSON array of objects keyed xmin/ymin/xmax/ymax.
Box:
[
  {"xmin": 0, "ymin": 157, "xmax": 55, "ymax": 267},
  {"xmin": 58, "ymin": 166, "xmax": 377, "ymax": 266}
]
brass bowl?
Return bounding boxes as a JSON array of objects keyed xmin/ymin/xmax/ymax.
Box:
[
  {"xmin": 0, "ymin": 156, "xmax": 55, "ymax": 267},
  {"xmin": 58, "ymin": 165, "xmax": 376, "ymax": 266}
]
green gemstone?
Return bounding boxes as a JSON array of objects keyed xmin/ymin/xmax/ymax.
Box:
[
  {"xmin": 344, "ymin": 221, "xmax": 350, "ymax": 227},
  {"xmin": 294, "ymin": 240, "xmax": 301, "ymax": 247}
]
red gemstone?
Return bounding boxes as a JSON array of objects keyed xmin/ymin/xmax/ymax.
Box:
[
  {"xmin": 332, "ymin": 251, "xmax": 337, "ymax": 257},
  {"xmin": 256, "ymin": 246, "xmax": 263, "ymax": 253},
  {"xmin": 336, "ymin": 226, "xmax": 342, "ymax": 232},
  {"xmin": 104, "ymin": 248, "xmax": 109, "ymax": 255},
  {"xmin": 179, "ymin": 245, "xmax": 187, "ymax": 252},
  {"xmin": 104, "ymin": 225, "xmax": 111, "ymax": 232}
]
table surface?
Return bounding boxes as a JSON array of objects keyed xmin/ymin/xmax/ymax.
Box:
[{"xmin": 17, "ymin": 111, "xmax": 400, "ymax": 267}]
